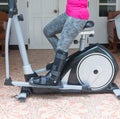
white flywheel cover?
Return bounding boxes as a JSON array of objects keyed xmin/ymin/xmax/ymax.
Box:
[{"xmin": 76, "ymin": 53, "xmax": 115, "ymax": 91}]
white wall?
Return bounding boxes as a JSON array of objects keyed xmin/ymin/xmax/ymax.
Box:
[{"xmin": 10, "ymin": 0, "xmax": 120, "ymax": 45}]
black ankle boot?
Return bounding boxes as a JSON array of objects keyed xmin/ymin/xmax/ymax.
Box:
[{"xmin": 29, "ymin": 50, "xmax": 68, "ymax": 86}]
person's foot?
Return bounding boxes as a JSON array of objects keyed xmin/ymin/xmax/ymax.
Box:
[
  {"xmin": 29, "ymin": 73, "xmax": 59, "ymax": 86},
  {"xmin": 29, "ymin": 49, "xmax": 68, "ymax": 86}
]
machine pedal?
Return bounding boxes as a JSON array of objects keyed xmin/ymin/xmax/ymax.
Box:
[{"xmin": 12, "ymin": 81, "xmax": 62, "ymax": 89}]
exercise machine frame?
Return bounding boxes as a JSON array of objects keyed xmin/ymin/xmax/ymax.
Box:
[{"xmin": 4, "ymin": 0, "xmax": 120, "ymax": 101}]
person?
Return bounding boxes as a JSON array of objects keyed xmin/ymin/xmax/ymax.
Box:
[{"xmin": 29, "ymin": 0, "xmax": 90, "ymax": 86}]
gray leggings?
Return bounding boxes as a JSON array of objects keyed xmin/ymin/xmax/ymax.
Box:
[{"xmin": 43, "ymin": 13, "xmax": 87, "ymax": 52}]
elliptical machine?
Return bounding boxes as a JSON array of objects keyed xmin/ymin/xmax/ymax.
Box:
[{"xmin": 4, "ymin": 0, "xmax": 120, "ymax": 101}]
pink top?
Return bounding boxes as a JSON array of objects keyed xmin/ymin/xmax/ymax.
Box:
[{"xmin": 66, "ymin": 0, "xmax": 89, "ymax": 20}]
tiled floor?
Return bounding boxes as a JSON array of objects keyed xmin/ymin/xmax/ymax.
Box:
[{"xmin": 0, "ymin": 49, "xmax": 120, "ymax": 119}]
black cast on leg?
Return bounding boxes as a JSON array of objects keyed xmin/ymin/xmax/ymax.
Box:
[{"xmin": 29, "ymin": 50, "xmax": 68, "ymax": 86}]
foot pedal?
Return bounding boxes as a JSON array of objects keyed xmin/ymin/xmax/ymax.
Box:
[
  {"xmin": 12, "ymin": 81, "xmax": 62, "ymax": 89},
  {"xmin": 113, "ymin": 89, "xmax": 120, "ymax": 100}
]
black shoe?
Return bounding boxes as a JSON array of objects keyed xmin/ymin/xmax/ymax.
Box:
[
  {"xmin": 29, "ymin": 50, "xmax": 68, "ymax": 86},
  {"xmin": 29, "ymin": 72, "xmax": 59, "ymax": 86}
]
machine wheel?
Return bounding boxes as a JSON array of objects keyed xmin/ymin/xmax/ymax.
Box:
[{"xmin": 76, "ymin": 52, "xmax": 115, "ymax": 91}]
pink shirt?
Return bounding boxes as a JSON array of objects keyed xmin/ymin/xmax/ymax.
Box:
[{"xmin": 66, "ymin": 0, "xmax": 89, "ymax": 20}]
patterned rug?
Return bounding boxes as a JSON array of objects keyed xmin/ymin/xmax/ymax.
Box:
[{"xmin": 0, "ymin": 50, "xmax": 120, "ymax": 119}]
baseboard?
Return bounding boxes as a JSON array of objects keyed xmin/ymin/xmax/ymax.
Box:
[
  {"xmin": 90, "ymin": 43, "xmax": 109, "ymax": 48},
  {"xmin": 91, "ymin": 43, "xmax": 120, "ymax": 49},
  {"xmin": 9, "ymin": 45, "xmax": 28, "ymax": 50},
  {"xmin": 0, "ymin": 44, "xmax": 119, "ymax": 50}
]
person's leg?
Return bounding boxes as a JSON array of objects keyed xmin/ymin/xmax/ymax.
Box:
[
  {"xmin": 57, "ymin": 16, "xmax": 87, "ymax": 52},
  {"xmin": 43, "ymin": 13, "xmax": 67, "ymax": 51},
  {"xmin": 29, "ymin": 17, "xmax": 87, "ymax": 86}
]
